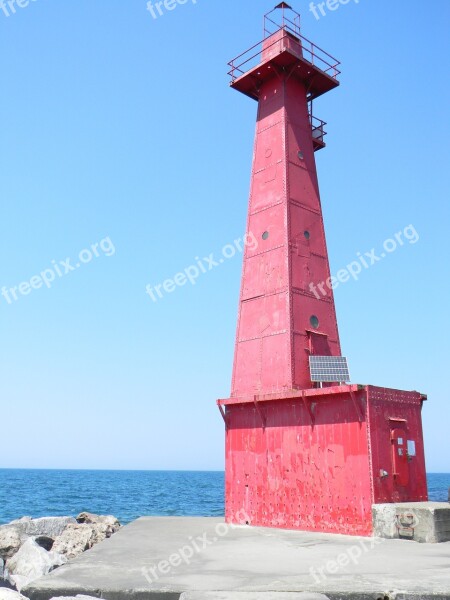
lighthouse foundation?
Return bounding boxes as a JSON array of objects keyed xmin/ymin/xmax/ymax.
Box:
[{"xmin": 219, "ymin": 385, "xmax": 428, "ymax": 537}]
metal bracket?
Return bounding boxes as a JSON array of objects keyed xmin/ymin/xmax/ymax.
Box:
[
  {"xmin": 302, "ymin": 392, "xmax": 315, "ymax": 426},
  {"xmin": 285, "ymin": 63, "xmax": 299, "ymax": 83},
  {"xmin": 350, "ymin": 391, "xmax": 364, "ymax": 423},
  {"xmin": 270, "ymin": 63, "xmax": 284, "ymax": 82},
  {"xmin": 253, "ymin": 396, "xmax": 267, "ymax": 429},
  {"xmin": 218, "ymin": 404, "xmax": 228, "ymax": 431}
]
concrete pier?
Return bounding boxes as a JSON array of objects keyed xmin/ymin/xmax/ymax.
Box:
[
  {"xmin": 373, "ymin": 502, "xmax": 450, "ymax": 543},
  {"xmin": 180, "ymin": 595, "xmax": 332, "ymax": 600},
  {"xmin": 24, "ymin": 517, "xmax": 450, "ymax": 600}
]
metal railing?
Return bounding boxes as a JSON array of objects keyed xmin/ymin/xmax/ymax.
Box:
[
  {"xmin": 264, "ymin": 10, "xmax": 300, "ymax": 39},
  {"xmin": 310, "ymin": 115, "xmax": 327, "ymax": 143},
  {"xmin": 228, "ymin": 27, "xmax": 341, "ymax": 84}
]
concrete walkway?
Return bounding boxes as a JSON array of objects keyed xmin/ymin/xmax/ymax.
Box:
[{"xmin": 24, "ymin": 517, "xmax": 450, "ymax": 600}]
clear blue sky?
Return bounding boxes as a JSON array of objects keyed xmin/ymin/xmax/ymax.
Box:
[{"xmin": 1, "ymin": 0, "xmax": 449, "ymax": 472}]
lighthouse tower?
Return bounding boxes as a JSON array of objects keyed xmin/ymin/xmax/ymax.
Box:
[
  {"xmin": 229, "ymin": 4, "xmax": 341, "ymax": 396},
  {"xmin": 218, "ymin": 4, "xmax": 428, "ymax": 537}
]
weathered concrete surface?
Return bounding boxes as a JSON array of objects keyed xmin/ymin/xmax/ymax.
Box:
[
  {"xmin": 373, "ymin": 502, "xmax": 450, "ymax": 543},
  {"xmin": 24, "ymin": 517, "xmax": 450, "ymax": 600},
  {"xmin": 48, "ymin": 596, "xmax": 102, "ymax": 600},
  {"xmin": 180, "ymin": 594, "xmax": 330, "ymax": 600}
]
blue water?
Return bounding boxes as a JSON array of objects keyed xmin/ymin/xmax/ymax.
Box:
[
  {"xmin": 0, "ymin": 470, "xmax": 448, "ymax": 526},
  {"xmin": 0, "ymin": 470, "xmax": 224, "ymax": 525}
]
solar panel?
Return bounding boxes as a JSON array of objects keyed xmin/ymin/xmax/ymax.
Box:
[{"xmin": 309, "ymin": 356, "xmax": 350, "ymax": 383}]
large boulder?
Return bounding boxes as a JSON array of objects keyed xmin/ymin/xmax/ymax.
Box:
[
  {"xmin": 0, "ymin": 517, "xmax": 76, "ymax": 564},
  {"xmin": 0, "ymin": 529, "xmax": 22, "ymax": 561},
  {"xmin": 76, "ymin": 513, "xmax": 120, "ymax": 532},
  {"xmin": 6, "ymin": 519, "xmax": 30, "ymax": 526},
  {"xmin": 77, "ymin": 513, "xmax": 120, "ymax": 545},
  {"xmin": 0, "ymin": 589, "xmax": 29, "ymax": 600},
  {"xmin": 1, "ymin": 514, "xmax": 121, "ymax": 587},
  {"xmin": 52, "ymin": 514, "xmax": 121, "ymax": 560},
  {"xmin": 8, "ymin": 517, "xmax": 76, "ymax": 540},
  {"xmin": 5, "ymin": 538, "xmax": 67, "ymax": 591},
  {"xmin": 51, "ymin": 524, "xmax": 95, "ymax": 561}
]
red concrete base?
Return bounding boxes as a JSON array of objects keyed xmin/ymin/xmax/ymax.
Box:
[{"xmin": 218, "ymin": 385, "xmax": 428, "ymax": 536}]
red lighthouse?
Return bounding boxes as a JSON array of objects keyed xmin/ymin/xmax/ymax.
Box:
[{"xmin": 218, "ymin": 3, "xmax": 428, "ymax": 537}]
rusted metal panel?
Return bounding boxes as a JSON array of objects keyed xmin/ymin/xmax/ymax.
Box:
[
  {"xmin": 367, "ymin": 386, "xmax": 428, "ymax": 503},
  {"xmin": 225, "ymin": 389, "xmax": 373, "ymax": 535},
  {"xmin": 223, "ymin": 386, "xmax": 428, "ymax": 535}
]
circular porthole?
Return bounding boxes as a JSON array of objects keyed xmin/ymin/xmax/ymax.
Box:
[
  {"xmin": 310, "ymin": 315, "xmax": 320, "ymax": 330},
  {"xmin": 298, "ymin": 150, "xmax": 304, "ymax": 160},
  {"xmin": 262, "ymin": 231, "xmax": 269, "ymax": 240},
  {"xmin": 304, "ymin": 231, "xmax": 310, "ymax": 240}
]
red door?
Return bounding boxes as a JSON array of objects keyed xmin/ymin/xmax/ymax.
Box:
[{"xmin": 391, "ymin": 428, "xmax": 409, "ymax": 487}]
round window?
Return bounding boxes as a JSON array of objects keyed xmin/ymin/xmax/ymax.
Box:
[{"xmin": 310, "ymin": 315, "xmax": 320, "ymax": 330}]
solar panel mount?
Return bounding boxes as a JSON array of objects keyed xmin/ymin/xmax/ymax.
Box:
[{"xmin": 309, "ymin": 355, "xmax": 350, "ymax": 383}]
